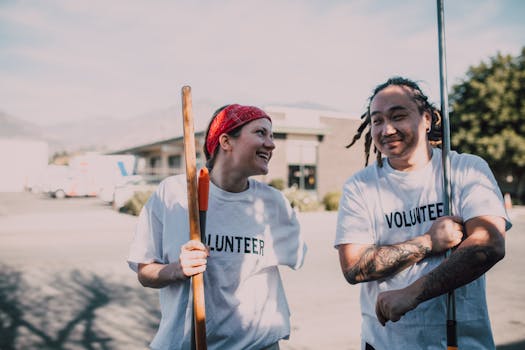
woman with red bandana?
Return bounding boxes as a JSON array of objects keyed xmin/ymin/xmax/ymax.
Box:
[{"xmin": 128, "ymin": 104, "xmax": 307, "ymax": 350}]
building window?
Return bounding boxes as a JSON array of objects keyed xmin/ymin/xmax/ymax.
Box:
[
  {"xmin": 149, "ymin": 157, "xmax": 160, "ymax": 168},
  {"xmin": 168, "ymin": 155, "xmax": 181, "ymax": 169},
  {"xmin": 288, "ymin": 164, "xmax": 316, "ymax": 190},
  {"xmin": 149, "ymin": 157, "xmax": 160, "ymax": 175},
  {"xmin": 286, "ymin": 140, "xmax": 318, "ymax": 191}
]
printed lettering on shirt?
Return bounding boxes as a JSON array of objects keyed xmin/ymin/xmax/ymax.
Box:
[
  {"xmin": 206, "ymin": 234, "xmax": 265, "ymax": 256},
  {"xmin": 384, "ymin": 202, "xmax": 444, "ymax": 229}
]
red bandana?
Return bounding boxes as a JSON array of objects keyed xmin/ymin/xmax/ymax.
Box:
[{"xmin": 206, "ymin": 104, "xmax": 271, "ymax": 156}]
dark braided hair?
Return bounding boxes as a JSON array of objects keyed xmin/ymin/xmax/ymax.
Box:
[
  {"xmin": 346, "ymin": 76, "xmax": 442, "ymax": 167},
  {"xmin": 204, "ymin": 105, "xmax": 229, "ymax": 169}
]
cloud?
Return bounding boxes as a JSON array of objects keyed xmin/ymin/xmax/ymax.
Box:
[{"xmin": 0, "ymin": 0, "xmax": 523, "ymax": 125}]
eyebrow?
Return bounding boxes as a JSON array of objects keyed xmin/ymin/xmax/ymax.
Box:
[
  {"xmin": 370, "ymin": 105, "xmax": 409, "ymax": 117},
  {"xmin": 253, "ymin": 125, "xmax": 272, "ymax": 133}
]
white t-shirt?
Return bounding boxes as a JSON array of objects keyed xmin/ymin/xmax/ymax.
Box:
[
  {"xmin": 335, "ymin": 148, "xmax": 511, "ymax": 350},
  {"xmin": 128, "ymin": 175, "xmax": 306, "ymax": 350}
]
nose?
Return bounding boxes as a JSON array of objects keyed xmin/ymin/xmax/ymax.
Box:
[
  {"xmin": 381, "ymin": 121, "xmax": 396, "ymax": 136},
  {"xmin": 264, "ymin": 135, "xmax": 275, "ymax": 150}
]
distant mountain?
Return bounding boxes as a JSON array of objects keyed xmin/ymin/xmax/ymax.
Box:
[
  {"xmin": 42, "ymin": 102, "xmax": 216, "ymax": 153},
  {"xmin": 1, "ymin": 100, "xmax": 340, "ymax": 155},
  {"xmin": 0, "ymin": 101, "xmax": 217, "ymax": 155},
  {"xmin": 0, "ymin": 111, "xmax": 44, "ymax": 139}
]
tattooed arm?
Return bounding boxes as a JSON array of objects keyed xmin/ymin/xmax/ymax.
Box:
[
  {"xmin": 375, "ymin": 215, "xmax": 506, "ymax": 326},
  {"xmin": 338, "ymin": 216, "xmax": 464, "ymax": 285}
]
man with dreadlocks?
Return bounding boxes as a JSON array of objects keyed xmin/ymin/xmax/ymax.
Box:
[{"xmin": 335, "ymin": 77, "xmax": 511, "ymax": 349}]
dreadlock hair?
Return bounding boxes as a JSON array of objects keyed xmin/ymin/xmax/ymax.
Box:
[{"xmin": 346, "ymin": 76, "xmax": 442, "ymax": 167}]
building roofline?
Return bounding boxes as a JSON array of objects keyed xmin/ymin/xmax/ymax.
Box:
[{"xmin": 108, "ymin": 131, "xmax": 206, "ymax": 154}]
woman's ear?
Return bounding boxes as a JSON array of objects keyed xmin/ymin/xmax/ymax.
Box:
[{"xmin": 218, "ymin": 133, "xmax": 233, "ymax": 152}]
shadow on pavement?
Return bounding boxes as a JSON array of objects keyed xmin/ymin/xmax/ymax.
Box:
[
  {"xmin": 497, "ymin": 340, "xmax": 525, "ymax": 350},
  {"xmin": 1, "ymin": 260, "xmax": 522, "ymax": 350},
  {"xmin": 0, "ymin": 263, "xmax": 159, "ymax": 350}
]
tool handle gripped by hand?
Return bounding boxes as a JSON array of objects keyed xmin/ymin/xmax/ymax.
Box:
[{"xmin": 182, "ymin": 85, "xmax": 207, "ymax": 350}]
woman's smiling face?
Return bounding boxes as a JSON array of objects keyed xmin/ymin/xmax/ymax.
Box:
[{"xmin": 228, "ymin": 118, "xmax": 275, "ymax": 177}]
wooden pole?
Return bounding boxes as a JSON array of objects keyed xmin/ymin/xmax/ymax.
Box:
[{"xmin": 181, "ymin": 85, "xmax": 207, "ymax": 350}]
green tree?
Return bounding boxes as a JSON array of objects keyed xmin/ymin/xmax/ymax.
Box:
[{"xmin": 449, "ymin": 47, "xmax": 525, "ymax": 203}]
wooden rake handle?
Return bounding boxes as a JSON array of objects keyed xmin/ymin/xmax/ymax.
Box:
[{"xmin": 182, "ymin": 85, "xmax": 207, "ymax": 350}]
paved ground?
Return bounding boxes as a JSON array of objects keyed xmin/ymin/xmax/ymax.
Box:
[{"xmin": 0, "ymin": 192, "xmax": 523, "ymax": 349}]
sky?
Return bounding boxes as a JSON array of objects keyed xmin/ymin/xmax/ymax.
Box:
[{"xmin": 1, "ymin": 0, "xmax": 524, "ymax": 126}]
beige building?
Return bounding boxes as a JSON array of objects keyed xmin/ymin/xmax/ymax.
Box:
[
  {"xmin": 110, "ymin": 106, "xmax": 366, "ymax": 199},
  {"xmin": 0, "ymin": 138, "xmax": 49, "ymax": 192}
]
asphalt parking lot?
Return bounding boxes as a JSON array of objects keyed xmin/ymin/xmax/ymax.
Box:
[{"xmin": 0, "ymin": 192, "xmax": 524, "ymax": 349}]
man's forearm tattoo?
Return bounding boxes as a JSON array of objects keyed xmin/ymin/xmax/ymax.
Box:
[
  {"xmin": 416, "ymin": 245, "xmax": 501, "ymax": 303},
  {"xmin": 346, "ymin": 241, "xmax": 430, "ymax": 283}
]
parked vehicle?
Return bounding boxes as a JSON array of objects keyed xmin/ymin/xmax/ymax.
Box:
[
  {"xmin": 39, "ymin": 154, "xmax": 137, "ymax": 199},
  {"xmin": 98, "ymin": 174, "xmax": 143, "ymax": 204},
  {"xmin": 37, "ymin": 165, "xmax": 97, "ymax": 199},
  {"xmin": 47, "ymin": 170, "xmax": 99, "ymax": 199},
  {"xmin": 112, "ymin": 175, "xmax": 162, "ymax": 210}
]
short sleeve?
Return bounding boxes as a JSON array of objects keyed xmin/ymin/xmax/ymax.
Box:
[
  {"xmin": 269, "ymin": 190, "xmax": 307, "ymax": 270},
  {"xmin": 127, "ymin": 190, "xmax": 165, "ymax": 272},
  {"xmin": 335, "ymin": 177, "xmax": 375, "ymax": 247},
  {"xmin": 455, "ymin": 155, "xmax": 512, "ymax": 231}
]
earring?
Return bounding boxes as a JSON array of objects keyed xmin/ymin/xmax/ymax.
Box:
[{"xmin": 426, "ymin": 127, "xmax": 431, "ymax": 134}]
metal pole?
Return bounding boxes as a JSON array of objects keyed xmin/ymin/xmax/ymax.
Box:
[{"xmin": 436, "ymin": 1, "xmax": 457, "ymax": 349}]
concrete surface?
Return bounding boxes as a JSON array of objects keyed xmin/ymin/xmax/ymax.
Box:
[{"xmin": 0, "ymin": 192, "xmax": 523, "ymax": 349}]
